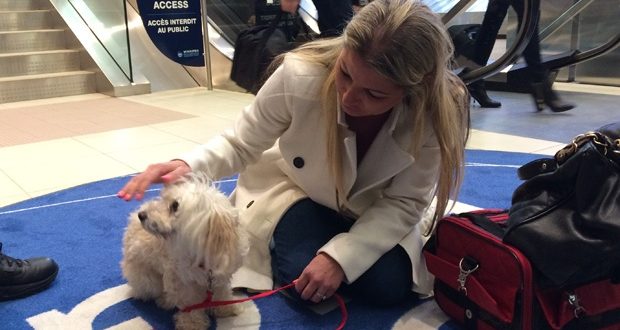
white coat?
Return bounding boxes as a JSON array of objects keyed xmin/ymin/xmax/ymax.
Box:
[{"xmin": 180, "ymin": 54, "xmax": 438, "ymax": 295}]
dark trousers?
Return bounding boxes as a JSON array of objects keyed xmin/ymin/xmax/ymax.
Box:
[
  {"xmin": 311, "ymin": 0, "xmax": 353, "ymax": 37},
  {"xmin": 270, "ymin": 198, "xmax": 415, "ymax": 306},
  {"xmin": 473, "ymin": 0, "xmax": 546, "ymax": 82}
]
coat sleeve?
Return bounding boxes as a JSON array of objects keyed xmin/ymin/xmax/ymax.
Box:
[
  {"xmin": 179, "ymin": 63, "xmax": 294, "ymax": 178},
  {"xmin": 318, "ymin": 134, "xmax": 441, "ymax": 284}
]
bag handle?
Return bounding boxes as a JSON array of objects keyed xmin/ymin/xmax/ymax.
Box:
[
  {"xmin": 458, "ymin": 211, "xmax": 507, "ymax": 238},
  {"xmin": 518, "ymin": 126, "xmax": 620, "ymax": 180}
]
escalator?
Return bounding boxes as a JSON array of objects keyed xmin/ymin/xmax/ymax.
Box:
[
  {"xmin": 444, "ymin": 0, "xmax": 620, "ymax": 92},
  {"xmin": 122, "ymin": 0, "xmax": 619, "ymax": 93}
]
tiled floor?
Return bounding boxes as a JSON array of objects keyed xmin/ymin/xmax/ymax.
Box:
[{"xmin": 0, "ymin": 83, "xmax": 619, "ymax": 207}]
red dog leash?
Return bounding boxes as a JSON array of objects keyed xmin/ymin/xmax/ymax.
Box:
[{"xmin": 181, "ymin": 281, "xmax": 348, "ymax": 330}]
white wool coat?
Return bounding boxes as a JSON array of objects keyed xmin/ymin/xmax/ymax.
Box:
[{"xmin": 180, "ymin": 55, "xmax": 438, "ymax": 295}]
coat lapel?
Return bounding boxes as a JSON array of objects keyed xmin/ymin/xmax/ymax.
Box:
[{"xmin": 340, "ymin": 103, "xmax": 415, "ymax": 199}]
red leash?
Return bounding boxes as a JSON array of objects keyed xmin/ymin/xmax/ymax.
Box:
[{"xmin": 181, "ymin": 281, "xmax": 348, "ymax": 330}]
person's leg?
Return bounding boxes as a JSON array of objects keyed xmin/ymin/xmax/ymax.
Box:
[
  {"xmin": 339, "ymin": 244, "xmax": 415, "ymax": 306},
  {"xmin": 511, "ymin": 0, "xmax": 545, "ymax": 82},
  {"xmin": 467, "ymin": 0, "xmax": 510, "ymax": 108},
  {"xmin": 271, "ymin": 198, "xmax": 352, "ymax": 297},
  {"xmin": 0, "ymin": 242, "xmax": 59, "ymax": 301},
  {"xmin": 311, "ymin": 0, "xmax": 353, "ymax": 37},
  {"xmin": 271, "ymin": 198, "xmax": 415, "ymax": 306},
  {"xmin": 511, "ymin": 0, "xmax": 574, "ymax": 112},
  {"xmin": 472, "ymin": 0, "xmax": 511, "ymax": 66}
]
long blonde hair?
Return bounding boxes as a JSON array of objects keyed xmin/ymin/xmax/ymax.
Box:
[{"xmin": 275, "ymin": 0, "xmax": 470, "ymax": 235}]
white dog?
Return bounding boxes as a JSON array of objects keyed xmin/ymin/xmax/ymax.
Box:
[{"xmin": 121, "ymin": 173, "xmax": 248, "ymax": 329}]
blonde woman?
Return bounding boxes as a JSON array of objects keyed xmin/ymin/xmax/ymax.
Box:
[{"xmin": 119, "ymin": 0, "xmax": 469, "ymax": 306}]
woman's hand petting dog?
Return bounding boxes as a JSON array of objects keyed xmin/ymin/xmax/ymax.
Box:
[{"xmin": 118, "ymin": 159, "xmax": 191, "ymax": 201}]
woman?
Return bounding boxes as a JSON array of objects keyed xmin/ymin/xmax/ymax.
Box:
[{"xmin": 119, "ymin": 0, "xmax": 469, "ymax": 306}]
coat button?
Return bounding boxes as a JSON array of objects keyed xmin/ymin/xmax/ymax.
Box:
[
  {"xmin": 246, "ymin": 200, "xmax": 254, "ymax": 208},
  {"xmin": 293, "ymin": 157, "xmax": 304, "ymax": 168}
]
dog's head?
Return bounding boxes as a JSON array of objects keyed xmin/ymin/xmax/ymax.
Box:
[{"xmin": 136, "ymin": 173, "xmax": 247, "ymax": 279}]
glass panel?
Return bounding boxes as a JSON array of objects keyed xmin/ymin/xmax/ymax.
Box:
[{"xmin": 68, "ymin": 0, "xmax": 132, "ymax": 81}]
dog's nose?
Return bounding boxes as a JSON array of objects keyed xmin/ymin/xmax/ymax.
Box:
[{"xmin": 138, "ymin": 211, "xmax": 147, "ymax": 222}]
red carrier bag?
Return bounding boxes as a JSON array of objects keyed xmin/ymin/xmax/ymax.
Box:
[{"xmin": 423, "ymin": 209, "xmax": 620, "ymax": 330}]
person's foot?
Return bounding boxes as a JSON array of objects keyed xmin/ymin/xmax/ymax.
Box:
[
  {"xmin": 468, "ymin": 80, "xmax": 502, "ymax": 108},
  {"xmin": 530, "ymin": 81, "xmax": 575, "ymax": 112},
  {"xmin": 0, "ymin": 243, "xmax": 58, "ymax": 301}
]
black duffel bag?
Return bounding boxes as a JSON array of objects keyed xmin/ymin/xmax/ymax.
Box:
[
  {"xmin": 230, "ymin": 11, "xmax": 294, "ymax": 94},
  {"xmin": 506, "ymin": 122, "xmax": 620, "ymax": 288}
]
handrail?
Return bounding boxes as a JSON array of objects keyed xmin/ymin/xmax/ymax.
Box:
[
  {"xmin": 441, "ymin": 0, "xmax": 476, "ymax": 25},
  {"xmin": 539, "ymin": 0, "xmax": 595, "ymax": 42},
  {"xmin": 559, "ymin": 33, "xmax": 620, "ymax": 68},
  {"xmin": 458, "ymin": 0, "xmax": 539, "ymax": 85}
]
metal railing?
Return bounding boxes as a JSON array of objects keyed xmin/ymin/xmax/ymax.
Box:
[{"xmin": 67, "ymin": 0, "xmax": 133, "ymax": 82}]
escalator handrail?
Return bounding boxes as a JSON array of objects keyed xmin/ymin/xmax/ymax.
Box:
[
  {"xmin": 561, "ymin": 33, "xmax": 620, "ymax": 68},
  {"xmin": 458, "ymin": 0, "xmax": 539, "ymax": 85},
  {"xmin": 441, "ymin": 0, "xmax": 476, "ymax": 25}
]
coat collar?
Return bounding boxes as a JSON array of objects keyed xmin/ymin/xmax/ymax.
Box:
[{"xmin": 338, "ymin": 101, "xmax": 415, "ymax": 199}]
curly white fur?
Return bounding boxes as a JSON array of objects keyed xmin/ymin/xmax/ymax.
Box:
[{"xmin": 121, "ymin": 173, "xmax": 249, "ymax": 330}]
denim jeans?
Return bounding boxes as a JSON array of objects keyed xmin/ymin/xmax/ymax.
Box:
[{"xmin": 270, "ymin": 198, "xmax": 415, "ymax": 306}]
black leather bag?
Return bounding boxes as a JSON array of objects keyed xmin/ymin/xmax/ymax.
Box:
[
  {"xmin": 447, "ymin": 23, "xmax": 479, "ymax": 60},
  {"xmin": 506, "ymin": 122, "xmax": 620, "ymax": 289},
  {"xmin": 230, "ymin": 12, "xmax": 294, "ymax": 94}
]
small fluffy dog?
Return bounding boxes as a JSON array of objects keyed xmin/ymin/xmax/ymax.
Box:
[{"xmin": 121, "ymin": 173, "xmax": 248, "ymax": 329}]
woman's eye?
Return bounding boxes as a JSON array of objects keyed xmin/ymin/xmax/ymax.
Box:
[
  {"xmin": 170, "ymin": 200, "xmax": 179, "ymax": 213},
  {"xmin": 367, "ymin": 90, "xmax": 385, "ymax": 99}
]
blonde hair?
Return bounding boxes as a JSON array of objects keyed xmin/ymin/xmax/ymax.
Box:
[{"xmin": 275, "ymin": 0, "xmax": 470, "ymax": 235}]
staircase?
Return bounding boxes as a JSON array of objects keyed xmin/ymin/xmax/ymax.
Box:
[{"xmin": 0, "ymin": 0, "xmax": 96, "ymax": 103}]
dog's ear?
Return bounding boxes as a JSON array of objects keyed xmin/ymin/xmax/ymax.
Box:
[{"xmin": 204, "ymin": 206, "xmax": 243, "ymax": 275}]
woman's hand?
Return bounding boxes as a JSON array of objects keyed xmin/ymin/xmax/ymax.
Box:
[
  {"xmin": 295, "ymin": 253, "xmax": 345, "ymax": 303},
  {"xmin": 117, "ymin": 160, "xmax": 191, "ymax": 201},
  {"xmin": 280, "ymin": 0, "xmax": 299, "ymax": 14}
]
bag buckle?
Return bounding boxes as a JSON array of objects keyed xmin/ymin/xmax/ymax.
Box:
[
  {"xmin": 567, "ymin": 291, "xmax": 585, "ymax": 318},
  {"xmin": 457, "ymin": 257, "xmax": 479, "ymax": 296}
]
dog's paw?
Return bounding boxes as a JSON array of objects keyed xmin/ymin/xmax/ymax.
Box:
[
  {"xmin": 211, "ymin": 303, "xmax": 245, "ymax": 317},
  {"xmin": 174, "ymin": 310, "xmax": 210, "ymax": 330},
  {"xmin": 155, "ymin": 296, "xmax": 176, "ymax": 310}
]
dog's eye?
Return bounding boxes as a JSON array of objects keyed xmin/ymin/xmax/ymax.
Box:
[{"xmin": 170, "ymin": 200, "xmax": 179, "ymax": 213}]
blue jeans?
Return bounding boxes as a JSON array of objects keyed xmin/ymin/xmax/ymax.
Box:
[{"xmin": 270, "ymin": 198, "xmax": 415, "ymax": 306}]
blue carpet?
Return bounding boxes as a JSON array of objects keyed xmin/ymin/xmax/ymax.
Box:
[{"xmin": 0, "ymin": 150, "xmax": 541, "ymax": 330}]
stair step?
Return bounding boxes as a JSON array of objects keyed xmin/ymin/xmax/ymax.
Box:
[
  {"xmin": 0, "ymin": 50, "xmax": 81, "ymax": 77},
  {"xmin": 0, "ymin": 71, "xmax": 96, "ymax": 103},
  {"xmin": 0, "ymin": 10, "xmax": 53, "ymax": 31},
  {"xmin": 0, "ymin": 29, "xmax": 66, "ymax": 53},
  {"xmin": 0, "ymin": 0, "xmax": 50, "ymax": 11}
]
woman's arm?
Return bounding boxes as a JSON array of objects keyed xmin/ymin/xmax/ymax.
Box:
[{"xmin": 319, "ymin": 138, "xmax": 441, "ymax": 283}]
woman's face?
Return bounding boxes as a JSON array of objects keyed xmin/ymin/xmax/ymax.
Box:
[{"xmin": 334, "ymin": 48, "xmax": 405, "ymax": 117}]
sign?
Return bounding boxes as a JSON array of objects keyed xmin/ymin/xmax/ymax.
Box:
[{"xmin": 137, "ymin": 0, "xmax": 204, "ymax": 66}]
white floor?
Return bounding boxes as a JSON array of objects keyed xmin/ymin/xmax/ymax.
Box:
[{"xmin": 0, "ymin": 84, "xmax": 617, "ymax": 207}]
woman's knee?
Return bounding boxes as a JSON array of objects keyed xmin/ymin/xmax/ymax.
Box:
[{"xmin": 342, "ymin": 246, "xmax": 414, "ymax": 306}]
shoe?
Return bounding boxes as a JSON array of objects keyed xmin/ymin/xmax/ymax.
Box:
[
  {"xmin": 530, "ymin": 81, "xmax": 575, "ymax": 112},
  {"xmin": 0, "ymin": 243, "xmax": 59, "ymax": 301},
  {"xmin": 468, "ymin": 80, "xmax": 501, "ymax": 108}
]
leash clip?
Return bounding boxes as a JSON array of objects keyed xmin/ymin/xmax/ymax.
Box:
[{"xmin": 457, "ymin": 257, "xmax": 479, "ymax": 296}]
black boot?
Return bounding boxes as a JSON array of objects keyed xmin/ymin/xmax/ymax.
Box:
[
  {"xmin": 530, "ymin": 81, "xmax": 574, "ymax": 112},
  {"xmin": 0, "ymin": 243, "xmax": 58, "ymax": 301},
  {"xmin": 468, "ymin": 80, "xmax": 501, "ymax": 108}
]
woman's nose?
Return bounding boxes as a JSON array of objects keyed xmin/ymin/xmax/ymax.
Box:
[{"xmin": 341, "ymin": 87, "xmax": 360, "ymax": 106}]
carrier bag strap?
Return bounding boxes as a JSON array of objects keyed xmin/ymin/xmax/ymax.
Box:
[{"xmin": 458, "ymin": 210, "xmax": 508, "ymax": 239}]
